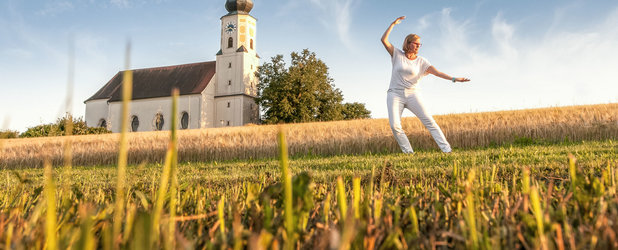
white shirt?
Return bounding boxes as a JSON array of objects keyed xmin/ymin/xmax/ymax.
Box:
[{"xmin": 389, "ymin": 48, "xmax": 431, "ymax": 90}]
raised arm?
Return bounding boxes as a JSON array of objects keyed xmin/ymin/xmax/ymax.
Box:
[
  {"xmin": 426, "ymin": 66, "xmax": 470, "ymax": 83},
  {"xmin": 381, "ymin": 16, "xmax": 405, "ymax": 57}
]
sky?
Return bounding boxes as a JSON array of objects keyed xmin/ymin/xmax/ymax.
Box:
[{"xmin": 1, "ymin": 0, "xmax": 617, "ymax": 133}]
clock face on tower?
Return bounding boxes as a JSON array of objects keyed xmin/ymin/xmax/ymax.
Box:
[{"xmin": 225, "ymin": 22, "xmax": 237, "ymax": 34}]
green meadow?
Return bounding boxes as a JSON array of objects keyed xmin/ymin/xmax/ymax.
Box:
[{"xmin": 1, "ymin": 139, "xmax": 616, "ymax": 249}]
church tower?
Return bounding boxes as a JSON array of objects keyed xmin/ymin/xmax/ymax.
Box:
[{"xmin": 214, "ymin": 0, "xmax": 260, "ymax": 127}]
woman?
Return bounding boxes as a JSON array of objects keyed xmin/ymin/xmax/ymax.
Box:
[{"xmin": 381, "ymin": 16, "xmax": 470, "ymax": 153}]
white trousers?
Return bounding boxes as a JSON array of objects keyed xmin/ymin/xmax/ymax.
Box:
[{"xmin": 387, "ymin": 89, "xmax": 452, "ymax": 153}]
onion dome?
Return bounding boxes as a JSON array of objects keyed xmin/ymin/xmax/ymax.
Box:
[{"xmin": 225, "ymin": 0, "xmax": 253, "ymax": 14}]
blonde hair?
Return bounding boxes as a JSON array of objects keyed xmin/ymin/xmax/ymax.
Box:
[{"xmin": 403, "ymin": 34, "xmax": 421, "ymax": 53}]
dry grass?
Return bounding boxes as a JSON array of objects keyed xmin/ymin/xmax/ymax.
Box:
[{"xmin": 1, "ymin": 103, "xmax": 616, "ymax": 168}]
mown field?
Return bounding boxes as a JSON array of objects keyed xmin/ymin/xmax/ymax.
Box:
[{"xmin": 0, "ymin": 137, "xmax": 616, "ymax": 249}]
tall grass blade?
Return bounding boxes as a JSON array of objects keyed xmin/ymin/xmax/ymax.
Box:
[
  {"xmin": 522, "ymin": 167, "xmax": 531, "ymax": 212},
  {"xmin": 151, "ymin": 149, "xmax": 173, "ymax": 245},
  {"xmin": 409, "ymin": 206, "xmax": 419, "ymax": 238},
  {"xmin": 490, "ymin": 164, "xmax": 497, "ymax": 193},
  {"xmin": 353, "ymin": 177, "xmax": 360, "ymax": 219},
  {"xmin": 568, "ymin": 154, "xmax": 577, "ymax": 192},
  {"xmin": 452, "ymin": 160, "xmax": 458, "ymax": 183},
  {"xmin": 166, "ymin": 88, "xmax": 179, "ymax": 249},
  {"xmin": 324, "ymin": 193, "xmax": 331, "ymax": 225},
  {"xmin": 522, "ymin": 168, "xmax": 530, "ymax": 195},
  {"xmin": 277, "ymin": 128, "xmax": 294, "ymax": 248},
  {"xmin": 369, "ymin": 165, "xmax": 375, "ymax": 199},
  {"xmin": 464, "ymin": 169, "xmax": 478, "ymax": 250},
  {"xmin": 218, "ymin": 196, "xmax": 226, "ymax": 242},
  {"xmin": 530, "ymin": 185, "xmax": 547, "ymax": 249},
  {"xmin": 5, "ymin": 223, "xmax": 13, "ymax": 249},
  {"xmin": 113, "ymin": 41, "xmax": 132, "ymax": 247},
  {"xmin": 63, "ymin": 37, "xmax": 75, "ymax": 171},
  {"xmin": 77, "ymin": 205, "xmax": 96, "ymax": 250},
  {"xmin": 44, "ymin": 160, "xmax": 58, "ymax": 250},
  {"xmin": 337, "ymin": 176, "xmax": 347, "ymax": 223},
  {"xmin": 61, "ymin": 113, "xmax": 73, "ymax": 191}
]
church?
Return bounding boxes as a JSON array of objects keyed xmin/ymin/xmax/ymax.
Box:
[{"xmin": 84, "ymin": 0, "xmax": 259, "ymax": 132}]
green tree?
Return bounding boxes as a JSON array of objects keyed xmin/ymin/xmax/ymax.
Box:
[
  {"xmin": 19, "ymin": 114, "xmax": 110, "ymax": 138},
  {"xmin": 342, "ymin": 102, "xmax": 371, "ymax": 120},
  {"xmin": 256, "ymin": 49, "xmax": 370, "ymax": 124},
  {"xmin": 0, "ymin": 130, "xmax": 19, "ymax": 139}
]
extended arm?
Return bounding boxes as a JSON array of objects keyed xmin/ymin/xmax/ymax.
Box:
[
  {"xmin": 381, "ymin": 16, "xmax": 405, "ymax": 57},
  {"xmin": 426, "ymin": 66, "xmax": 470, "ymax": 82}
]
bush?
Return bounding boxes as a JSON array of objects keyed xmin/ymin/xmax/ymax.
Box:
[
  {"xmin": 0, "ymin": 130, "xmax": 19, "ymax": 139},
  {"xmin": 19, "ymin": 114, "xmax": 110, "ymax": 138}
]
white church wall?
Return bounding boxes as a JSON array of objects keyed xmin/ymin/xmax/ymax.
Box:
[
  {"xmin": 242, "ymin": 54, "xmax": 259, "ymax": 96},
  {"xmin": 108, "ymin": 95, "xmax": 202, "ymax": 133},
  {"xmin": 215, "ymin": 55, "xmax": 257, "ymax": 96},
  {"xmin": 233, "ymin": 53, "xmax": 245, "ymax": 94},
  {"xmin": 216, "ymin": 54, "xmax": 239, "ymax": 96},
  {"xmin": 181, "ymin": 95, "xmax": 202, "ymax": 130},
  {"xmin": 201, "ymin": 76, "xmax": 216, "ymax": 128},
  {"xmin": 84, "ymin": 99, "xmax": 109, "ymax": 129},
  {"xmin": 215, "ymin": 97, "xmax": 241, "ymax": 127}
]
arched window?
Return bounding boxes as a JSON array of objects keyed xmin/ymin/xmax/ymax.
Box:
[
  {"xmin": 131, "ymin": 116, "xmax": 139, "ymax": 132},
  {"xmin": 250, "ymin": 39, "xmax": 254, "ymax": 50},
  {"xmin": 181, "ymin": 112, "xmax": 189, "ymax": 129},
  {"xmin": 228, "ymin": 37, "xmax": 233, "ymax": 48},
  {"xmin": 154, "ymin": 113, "xmax": 164, "ymax": 131},
  {"xmin": 98, "ymin": 119, "xmax": 107, "ymax": 128}
]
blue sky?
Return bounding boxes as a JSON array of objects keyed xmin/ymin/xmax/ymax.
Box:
[{"xmin": 1, "ymin": 0, "xmax": 617, "ymax": 133}]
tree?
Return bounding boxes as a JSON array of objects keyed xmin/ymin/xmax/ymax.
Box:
[
  {"xmin": 256, "ymin": 49, "xmax": 370, "ymax": 124},
  {"xmin": 0, "ymin": 130, "xmax": 19, "ymax": 139},
  {"xmin": 342, "ymin": 102, "xmax": 372, "ymax": 120},
  {"xmin": 19, "ymin": 114, "xmax": 110, "ymax": 138}
]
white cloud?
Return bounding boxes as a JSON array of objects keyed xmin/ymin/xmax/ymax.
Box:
[
  {"xmin": 416, "ymin": 15, "xmax": 430, "ymax": 32},
  {"xmin": 419, "ymin": 7, "xmax": 618, "ymax": 115},
  {"xmin": 36, "ymin": 1, "xmax": 74, "ymax": 16},
  {"xmin": 75, "ymin": 33, "xmax": 109, "ymax": 63},
  {"xmin": 491, "ymin": 13, "xmax": 516, "ymax": 59},
  {"xmin": 269, "ymin": 0, "xmax": 360, "ymax": 50},
  {"xmin": 308, "ymin": 0, "xmax": 360, "ymax": 51},
  {"xmin": 110, "ymin": 0, "xmax": 130, "ymax": 8}
]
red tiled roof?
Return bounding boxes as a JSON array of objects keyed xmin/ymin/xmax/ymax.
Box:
[{"xmin": 85, "ymin": 61, "xmax": 216, "ymax": 103}]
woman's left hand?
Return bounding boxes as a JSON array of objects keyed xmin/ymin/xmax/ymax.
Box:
[{"xmin": 454, "ymin": 77, "xmax": 470, "ymax": 82}]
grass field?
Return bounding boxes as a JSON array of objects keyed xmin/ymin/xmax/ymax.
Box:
[
  {"xmin": 1, "ymin": 103, "xmax": 617, "ymax": 169},
  {"xmin": 0, "ymin": 139, "xmax": 616, "ymax": 249},
  {"xmin": 1, "ymin": 76, "xmax": 616, "ymax": 248}
]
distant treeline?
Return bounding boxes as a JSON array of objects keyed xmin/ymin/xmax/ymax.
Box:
[{"xmin": 1, "ymin": 115, "xmax": 110, "ymax": 139}]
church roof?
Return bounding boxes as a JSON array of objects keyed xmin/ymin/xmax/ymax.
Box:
[{"xmin": 85, "ymin": 61, "xmax": 216, "ymax": 103}]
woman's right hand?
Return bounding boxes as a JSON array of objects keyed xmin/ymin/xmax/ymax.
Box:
[
  {"xmin": 383, "ymin": 16, "xmax": 405, "ymax": 57},
  {"xmin": 393, "ymin": 16, "xmax": 406, "ymax": 25}
]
